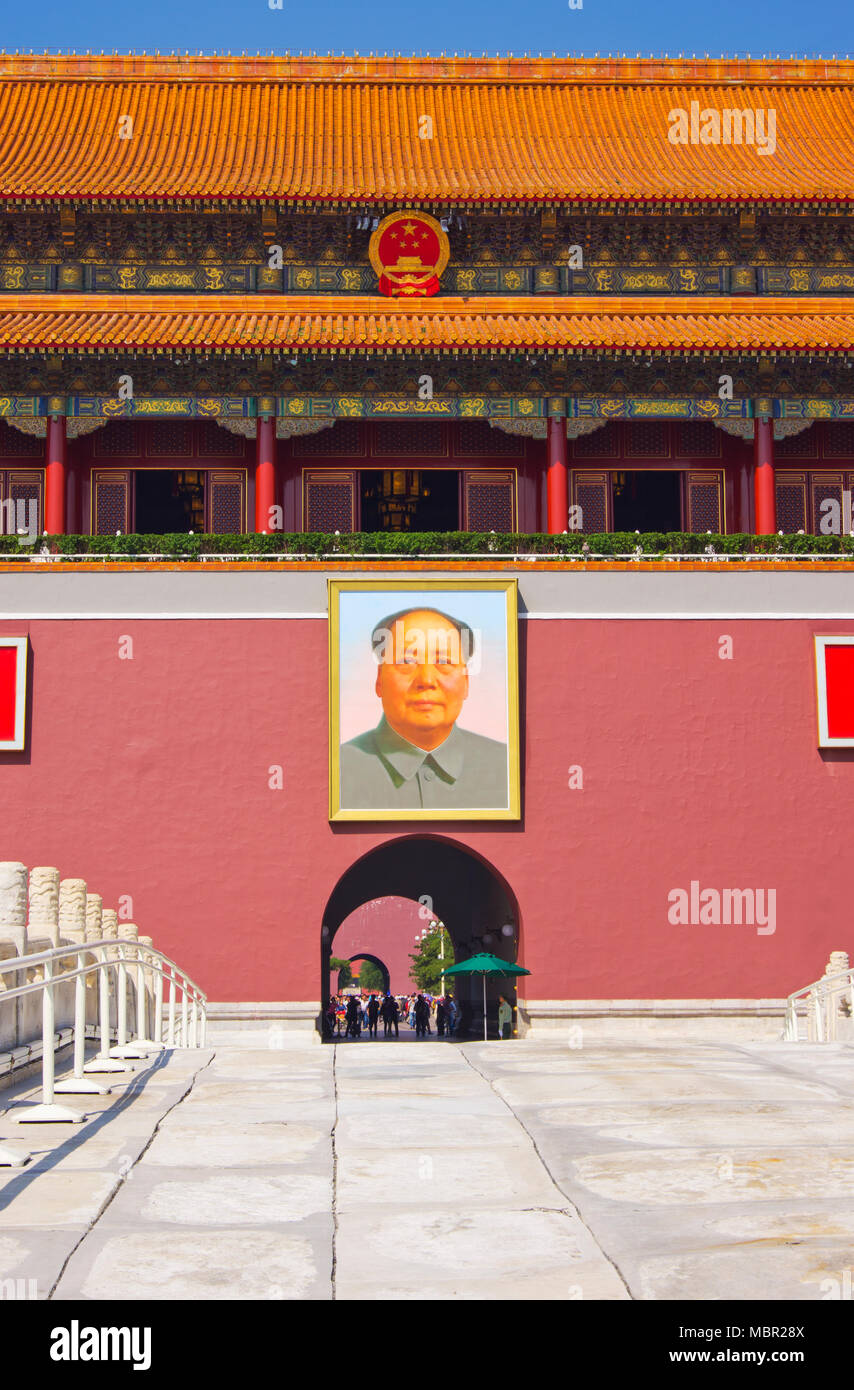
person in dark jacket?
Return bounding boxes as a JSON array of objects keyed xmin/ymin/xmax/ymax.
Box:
[
  {"xmin": 414, "ymin": 994, "xmax": 430, "ymax": 1038},
  {"xmin": 367, "ymin": 993, "xmax": 380, "ymax": 1038},
  {"xmin": 436, "ymin": 998, "xmax": 447, "ymax": 1037},
  {"xmin": 380, "ymin": 993, "xmax": 399, "ymax": 1039},
  {"xmin": 345, "ymin": 995, "xmax": 360, "ymax": 1038},
  {"xmin": 323, "ymin": 998, "xmax": 337, "ymax": 1039}
]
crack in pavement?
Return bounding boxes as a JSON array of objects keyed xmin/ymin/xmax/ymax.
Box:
[{"xmin": 459, "ymin": 1044, "xmax": 634, "ymax": 1300}]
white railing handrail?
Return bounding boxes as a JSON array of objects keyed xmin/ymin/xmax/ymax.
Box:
[
  {"xmin": 0, "ymin": 937, "xmax": 205, "ymax": 1004},
  {"xmin": 0, "ymin": 934, "xmax": 207, "ymax": 1165},
  {"xmin": 784, "ymin": 967, "xmax": 854, "ymax": 1042},
  {"xmin": 785, "ymin": 967, "xmax": 854, "ymax": 1006}
]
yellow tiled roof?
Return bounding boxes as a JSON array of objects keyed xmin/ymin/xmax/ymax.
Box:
[
  {"xmin": 0, "ymin": 294, "xmax": 851, "ymax": 352},
  {"xmin": 0, "ymin": 55, "xmax": 851, "ymax": 203}
]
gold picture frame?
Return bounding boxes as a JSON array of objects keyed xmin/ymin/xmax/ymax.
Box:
[{"xmin": 329, "ymin": 578, "xmax": 520, "ymax": 821}]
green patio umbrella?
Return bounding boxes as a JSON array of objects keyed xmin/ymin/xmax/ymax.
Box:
[{"xmin": 443, "ymin": 952, "xmax": 531, "ymax": 1041}]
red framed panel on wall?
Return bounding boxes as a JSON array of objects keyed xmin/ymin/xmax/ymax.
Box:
[
  {"xmin": 815, "ymin": 636, "xmax": 854, "ymax": 747},
  {"xmin": 0, "ymin": 637, "xmax": 28, "ymax": 750}
]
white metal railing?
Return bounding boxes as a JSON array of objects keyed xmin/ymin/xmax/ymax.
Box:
[
  {"xmin": 784, "ymin": 968, "xmax": 854, "ymax": 1042},
  {"xmin": 0, "ymin": 937, "xmax": 206, "ymax": 1167}
]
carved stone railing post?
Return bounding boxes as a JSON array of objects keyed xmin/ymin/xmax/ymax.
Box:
[
  {"xmin": 83, "ymin": 893, "xmax": 103, "ymax": 1025},
  {"xmin": 56, "ymin": 877, "xmax": 87, "ymax": 1029},
  {"xmin": 28, "ymin": 866, "xmax": 60, "ymax": 947},
  {"xmin": 23, "ymin": 866, "xmax": 60, "ymax": 1038},
  {"xmin": 0, "ymin": 862, "xmax": 28, "ymax": 1057},
  {"xmin": 58, "ymin": 878, "xmax": 87, "ymax": 946},
  {"xmin": 101, "ymin": 908, "xmax": 119, "ymax": 955},
  {"xmin": 0, "ymin": 862, "xmax": 28, "ymax": 955},
  {"xmin": 85, "ymin": 894, "xmax": 103, "ymax": 942}
]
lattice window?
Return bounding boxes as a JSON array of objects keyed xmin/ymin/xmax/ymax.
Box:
[
  {"xmin": 676, "ymin": 422, "xmax": 720, "ymax": 458},
  {"xmin": 93, "ymin": 472, "xmax": 130, "ymax": 535},
  {"xmin": 7, "ymin": 475, "xmax": 42, "ymax": 533},
  {"xmin": 462, "ymin": 471, "xmax": 516, "ymax": 532},
  {"xmin": 94, "ymin": 421, "xmax": 140, "ymax": 458},
  {"xmin": 209, "ymin": 471, "xmax": 245, "ymax": 534},
  {"xmin": 294, "ymin": 421, "xmax": 364, "ymax": 456},
  {"xmin": 776, "ymin": 428, "xmax": 818, "ymax": 459},
  {"xmin": 573, "ymin": 424, "xmax": 617, "ymax": 458},
  {"xmin": 303, "ymin": 471, "xmax": 355, "ymax": 531},
  {"xmin": 810, "ymin": 474, "xmax": 843, "ymax": 535},
  {"xmin": 824, "ymin": 423, "xmax": 854, "ymax": 459},
  {"xmin": 372, "ymin": 422, "xmax": 446, "ymax": 457},
  {"xmin": 775, "ymin": 474, "xmax": 807, "ymax": 533},
  {"xmin": 197, "ymin": 421, "xmax": 245, "ymax": 458},
  {"xmin": 686, "ymin": 472, "xmax": 723, "ymax": 532},
  {"xmin": 456, "ymin": 421, "xmax": 523, "ymax": 457},
  {"xmin": 626, "ymin": 422, "xmax": 670, "ymax": 458},
  {"xmin": 146, "ymin": 421, "xmax": 194, "ymax": 457},
  {"xmin": 573, "ymin": 472, "xmax": 609, "ymax": 533},
  {"xmin": 0, "ymin": 423, "xmax": 42, "ymax": 457}
]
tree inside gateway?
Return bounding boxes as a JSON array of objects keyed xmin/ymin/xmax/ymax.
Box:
[
  {"xmin": 329, "ymin": 956, "xmax": 353, "ymax": 989},
  {"xmin": 409, "ymin": 927, "xmax": 455, "ymax": 993},
  {"xmin": 354, "ymin": 958, "xmax": 385, "ymax": 991}
]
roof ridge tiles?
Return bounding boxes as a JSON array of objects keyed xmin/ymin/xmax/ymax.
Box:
[{"xmin": 0, "ymin": 53, "xmax": 853, "ymax": 84}]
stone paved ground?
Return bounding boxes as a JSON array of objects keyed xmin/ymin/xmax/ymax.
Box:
[{"xmin": 1, "ymin": 1030, "xmax": 853, "ymax": 1300}]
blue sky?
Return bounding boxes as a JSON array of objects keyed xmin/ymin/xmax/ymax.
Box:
[{"xmin": 4, "ymin": 0, "xmax": 850, "ymax": 59}]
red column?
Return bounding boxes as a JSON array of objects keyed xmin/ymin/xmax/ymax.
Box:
[
  {"xmin": 254, "ymin": 414, "xmax": 277, "ymax": 534},
  {"xmin": 737, "ymin": 459, "xmax": 753, "ymax": 535},
  {"xmin": 546, "ymin": 415, "xmax": 569, "ymax": 534},
  {"xmin": 65, "ymin": 458, "xmax": 79, "ymax": 536},
  {"xmin": 753, "ymin": 416, "xmax": 776, "ymax": 535},
  {"xmin": 45, "ymin": 414, "xmax": 67, "ymax": 535}
]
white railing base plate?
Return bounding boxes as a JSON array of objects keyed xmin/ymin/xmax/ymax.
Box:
[
  {"xmin": 54, "ymin": 1077, "xmax": 111, "ymax": 1096},
  {"xmin": 109, "ymin": 1042, "xmax": 163, "ymax": 1059},
  {"xmin": 13, "ymin": 1102, "xmax": 85, "ymax": 1124},
  {"xmin": 0, "ymin": 1140, "xmax": 30, "ymax": 1166},
  {"xmin": 83, "ymin": 1057, "xmax": 134, "ymax": 1074}
]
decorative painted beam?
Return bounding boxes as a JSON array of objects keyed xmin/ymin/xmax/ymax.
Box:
[
  {"xmin": 2, "ymin": 394, "xmax": 854, "ymax": 422},
  {"xmin": 567, "ymin": 398, "xmax": 754, "ymax": 419},
  {"xmin": 3, "ymin": 264, "xmax": 854, "ymax": 297},
  {"xmin": 276, "ymin": 395, "xmax": 548, "ymax": 419}
]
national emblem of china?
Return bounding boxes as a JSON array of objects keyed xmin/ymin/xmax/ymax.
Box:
[{"xmin": 369, "ymin": 210, "xmax": 450, "ymax": 297}]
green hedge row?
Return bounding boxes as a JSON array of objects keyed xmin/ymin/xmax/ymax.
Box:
[{"xmin": 2, "ymin": 531, "xmax": 854, "ymax": 559}]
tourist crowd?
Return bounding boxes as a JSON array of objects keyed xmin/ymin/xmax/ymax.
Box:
[{"xmin": 322, "ymin": 992, "xmax": 461, "ymax": 1040}]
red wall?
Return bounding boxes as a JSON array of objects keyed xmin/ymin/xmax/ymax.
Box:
[
  {"xmin": 332, "ymin": 897, "xmax": 425, "ymax": 993},
  {"xmin": 0, "ymin": 614, "xmax": 851, "ymax": 1002}
]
